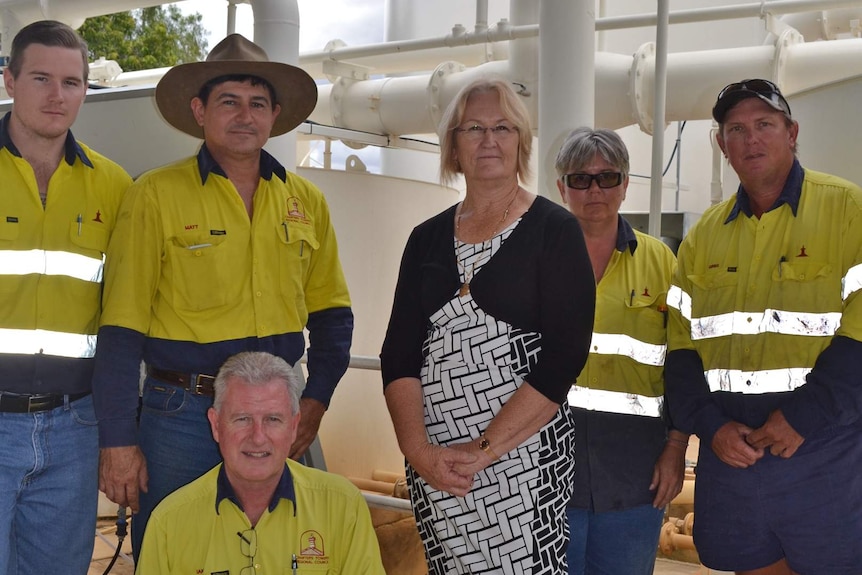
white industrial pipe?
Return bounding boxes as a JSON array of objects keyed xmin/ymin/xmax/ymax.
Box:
[
  {"xmin": 250, "ymin": 0, "xmax": 301, "ymax": 171},
  {"xmin": 537, "ymin": 0, "xmax": 594, "ymax": 198},
  {"xmin": 648, "ymin": 0, "xmax": 670, "ymax": 238},
  {"xmin": 309, "ymin": 36, "xmax": 862, "ymax": 136}
]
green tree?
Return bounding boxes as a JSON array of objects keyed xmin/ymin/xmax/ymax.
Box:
[{"xmin": 78, "ymin": 5, "xmax": 208, "ymax": 72}]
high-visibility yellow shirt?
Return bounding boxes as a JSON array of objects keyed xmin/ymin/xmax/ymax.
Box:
[
  {"xmin": 0, "ymin": 115, "xmax": 131, "ymax": 393},
  {"xmin": 569, "ymin": 223, "xmax": 676, "ymax": 417},
  {"xmin": 101, "ymin": 152, "xmax": 350, "ymax": 343},
  {"xmin": 568, "ymin": 218, "xmax": 677, "ymax": 512},
  {"xmin": 667, "ymin": 165, "xmax": 862, "ymax": 437},
  {"xmin": 136, "ymin": 460, "xmax": 386, "ymax": 575}
]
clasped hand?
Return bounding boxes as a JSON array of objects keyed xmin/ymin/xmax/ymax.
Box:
[{"xmin": 712, "ymin": 410, "xmax": 804, "ymax": 468}]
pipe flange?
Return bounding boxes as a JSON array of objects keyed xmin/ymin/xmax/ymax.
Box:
[
  {"xmin": 329, "ymin": 76, "xmax": 350, "ymax": 129},
  {"xmin": 772, "ymin": 27, "xmax": 804, "ymax": 93},
  {"xmin": 630, "ymin": 41, "xmax": 656, "ymax": 134},
  {"xmin": 323, "ymin": 39, "xmax": 348, "ymax": 84},
  {"xmin": 428, "ymin": 61, "xmax": 466, "ymax": 129}
]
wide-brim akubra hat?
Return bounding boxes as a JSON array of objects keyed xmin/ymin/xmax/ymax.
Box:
[{"xmin": 155, "ymin": 33, "xmax": 317, "ymax": 138}]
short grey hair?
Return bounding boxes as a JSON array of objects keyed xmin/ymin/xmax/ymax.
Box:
[
  {"xmin": 213, "ymin": 352, "xmax": 301, "ymax": 415},
  {"xmin": 554, "ymin": 127, "xmax": 630, "ymax": 178}
]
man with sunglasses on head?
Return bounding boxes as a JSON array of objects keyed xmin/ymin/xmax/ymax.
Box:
[
  {"xmin": 135, "ymin": 351, "xmax": 385, "ymax": 575},
  {"xmin": 556, "ymin": 127, "xmax": 685, "ymax": 575},
  {"xmin": 665, "ymin": 79, "xmax": 862, "ymax": 575}
]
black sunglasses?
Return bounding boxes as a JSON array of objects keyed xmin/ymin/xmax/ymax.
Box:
[
  {"xmin": 717, "ymin": 79, "xmax": 782, "ymax": 101},
  {"xmin": 562, "ymin": 172, "xmax": 624, "ymax": 190}
]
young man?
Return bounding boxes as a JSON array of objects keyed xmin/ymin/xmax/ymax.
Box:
[
  {"xmin": 666, "ymin": 79, "xmax": 862, "ymax": 575},
  {"xmin": 135, "ymin": 352, "xmax": 384, "ymax": 574},
  {"xmin": 0, "ymin": 20, "xmax": 131, "ymax": 574},
  {"xmin": 92, "ymin": 34, "xmax": 353, "ymax": 558}
]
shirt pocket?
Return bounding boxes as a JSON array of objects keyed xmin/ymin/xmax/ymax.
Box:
[
  {"xmin": 771, "ymin": 259, "xmax": 834, "ymax": 309},
  {"xmin": 623, "ymin": 289, "xmax": 667, "ymax": 341},
  {"xmin": 68, "ymin": 220, "xmax": 109, "ymax": 256},
  {"xmin": 0, "ymin": 218, "xmax": 19, "ymax": 242},
  {"xmin": 165, "ymin": 232, "xmax": 231, "ymax": 311},
  {"xmin": 687, "ymin": 269, "xmax": 740, "ymax": 320},
  {"xmin": 276, "ymin": 222, "xmax": 319, "ymax": 317}
]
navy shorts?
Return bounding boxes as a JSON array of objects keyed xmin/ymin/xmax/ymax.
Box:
[{"xmin": 692, "ymin": 423, "xmax": 862, "ymax": 574}]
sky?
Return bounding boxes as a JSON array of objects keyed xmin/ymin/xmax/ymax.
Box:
[{"xmin": 171, "ymin": 0, "xmax": 385, "ymax": 53}]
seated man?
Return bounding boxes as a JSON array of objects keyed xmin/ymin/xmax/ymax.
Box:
[{"xmin": 135, "ymin": 351, "xmax": 385, "ymax": 574}]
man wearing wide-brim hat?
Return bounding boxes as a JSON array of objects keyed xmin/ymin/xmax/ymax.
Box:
[{"xmin": 92, "ymin": 34, "xmax": 354, "ymax": 559}]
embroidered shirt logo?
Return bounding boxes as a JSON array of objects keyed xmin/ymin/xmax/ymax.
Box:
[
  {"xmin": 641, "ymin": 287, "xmax": 650, "ymax": 297},
  {"xmin": 92, "ymin": 210, "xmax": 103, "ymax": 223},
  {"xmin": 295, "ymin": 530, "xmax": 330, "ymax": 567},
  {"xmin": 285, "ymin": 197, "xmax": 310, "ymax": 225},
  {"xmin": 797, "ymin": 245, "xmax": 808, "ymax": 258}
]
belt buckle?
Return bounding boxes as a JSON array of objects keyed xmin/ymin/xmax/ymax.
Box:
[
  {"xmin": 27, "ymin": 394, "xmax": 55, "ymax": 413},
  {"xmin": 191, "ymin": 374, "xmax": 214, "ymax": 396}
]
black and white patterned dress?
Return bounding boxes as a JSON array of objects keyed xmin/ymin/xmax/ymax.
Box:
[{"xmin": 407, "ymin": 222, "xmax": 576, "ymax": 574}]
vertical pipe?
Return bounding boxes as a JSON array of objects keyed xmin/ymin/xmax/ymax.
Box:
[
  {"xmin": 475, "ymin": 0, "xmax": 488, "ymax": 33},
  {"xmin": 675, "ymin": 121, "xmax": 682, "ymax": 211},
  {"xmin": 537, "ymin": 0, "xmax": 594, "ymax": 200},
  {"xmin": 648, "ymin": 0, "xmax": 670, "ymax": 237},
  {"xmin": 227, "ymin": 0, "xmax": 237, "ymax": 35},
  {"xmin": 250, "ymin": 0, "xmax": 301, "ymax": 170}
]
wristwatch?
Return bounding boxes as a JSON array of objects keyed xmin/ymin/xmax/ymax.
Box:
[{"xmin": 478, "ymin": 435, "xmax": 499, "ymax": 460}]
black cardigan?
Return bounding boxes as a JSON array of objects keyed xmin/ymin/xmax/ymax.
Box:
[{"xmin": 380, "ymin": 195, "xmax": 595, "ymax": 403}]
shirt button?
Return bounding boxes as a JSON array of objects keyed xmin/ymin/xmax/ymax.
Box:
[
  {"xmin": 194, "ymin": 250, "xmax": 202, "ymax": 256},
  {"xmin": 256, "ymin": 291, "xmax": 262, "ymax": 297}
]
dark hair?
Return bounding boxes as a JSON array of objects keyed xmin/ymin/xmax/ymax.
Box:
[
  {"xmin": 197, "ymin": 74, "xmax": 278, "ymax": 107},
  {"xmin": 8, "ymin": 20, "xmax": 89, "ymax": 82}
]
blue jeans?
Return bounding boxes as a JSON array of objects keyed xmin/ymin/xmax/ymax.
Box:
[
  {"xmin": 567, "ymin": 504, "xmax": 664, "ymax": 575},
  {"xmin": 0, "ymin": 394, "xmax": 99, "ymax": 575},
  {"xmin": 133, "ymin": 378, "xmax": 222, "ymax": 559}
]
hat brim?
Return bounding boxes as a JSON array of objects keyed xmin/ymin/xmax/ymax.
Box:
[
  {"xmin": 155, "ymin": 60, "xmax": 317, "ymax": 139},
  {"xmin": 712, "ymin": 90, "xmax": 789, "ymax": 124}
]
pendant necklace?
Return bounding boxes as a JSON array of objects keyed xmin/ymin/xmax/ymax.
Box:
[{"xmin": 455, "ymin": 185, "xmax": 519, "ymax": 298}]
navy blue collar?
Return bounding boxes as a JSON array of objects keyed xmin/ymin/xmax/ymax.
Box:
[
  {"xmin": 0, "ymin": 111, "xmax": 93, "ymax": 168},
  {"xmin": 616, "ymin": 215, "xmax": 638, "ymax": 255},
  {"xmin": 215, "ymin": 463, "xmax": 297, "ymax": 516},
  {"xmin": 725, "ymin": 159, "xmax": 804, "ymax": 223},
  {"xmin": 196, "ymin": 143, "xmax": 287, "ymax": 185}
]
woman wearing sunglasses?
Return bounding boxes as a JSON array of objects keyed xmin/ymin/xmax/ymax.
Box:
[{"xmin": 556, "ymin": 127, "xmax": 686, "ymax": 575}]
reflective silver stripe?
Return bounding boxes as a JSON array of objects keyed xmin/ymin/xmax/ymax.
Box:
[
  {"xmin": 590, "ymin": 332, "xmax": 666, "ymax": 367},
  {"xmin": 0, "ymin": 249, "xmax": 104, "ymax": 283},
  {"xmin": 0, "ymin": 329, "xmax": 97, "ymax": 358},
  {"xmin": 842, "ymin": 263, "xmax": 862, "ymax": 300},
  {"xmin": 567, "ymin": 385, "xmax": 663, "ymax": 417},
  {"xmin": 704, "ymin": 367, "xmax": 810, "ymax": 393},
  {"xmin": 690, "ymin": 309, "xmax": 840, "ymax": 340},
  {"xmin": 667, "ymin": 285, "xmax": 691, "ymax": 321}
]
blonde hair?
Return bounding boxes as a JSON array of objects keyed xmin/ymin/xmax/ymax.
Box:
[{"xmin": 438, "ymin": 78, "xmax": 533, "ymax": 185}]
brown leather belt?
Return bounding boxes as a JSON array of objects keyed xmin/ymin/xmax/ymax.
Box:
[
  {"xmin": 147, "ymin": 367, "xmax": 216, "ymax": 397},
  {"xmin": 0, "ymin": 391, "xmax": 90, "ymax": 413}
]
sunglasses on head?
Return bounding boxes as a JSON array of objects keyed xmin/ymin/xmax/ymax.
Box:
[{"xmin": 717, "ymin": 79, "xmax": 782, "ymax": 101}]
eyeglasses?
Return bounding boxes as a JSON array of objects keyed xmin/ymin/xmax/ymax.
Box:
[
  {"xmin": 238, "ymin": 530, "xmax": 258, "ymax": 575},
  {"xmin": 717, "ymin": 79, "xmax": 780, "ymax": 101},
  {"xmin": 454, "ymin": 123, "xmax": 519, "ymax": 141},
  {"xmin": 562, "ymin": 172, "xmax": 624, "ymax": 190}
]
